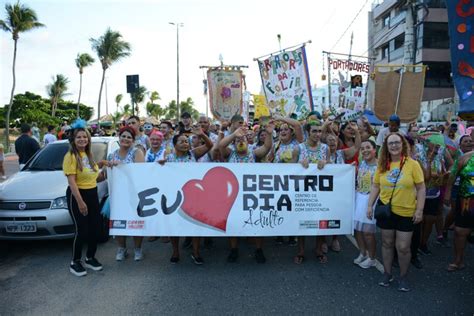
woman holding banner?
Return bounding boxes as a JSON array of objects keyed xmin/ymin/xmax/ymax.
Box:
[
  {"xmin": 108, "ymin": 126, "xmax": 146, "ymax": 261},
  {"xmin": 291, "ymin": 121, "xmax": 330, "ymax": 264},
  {"xmin": 367, "ymin": 132, "xmax": 425, "ymax": 292},
  {"xmin": 219, "ymin": 123, "xmax": 275, "ymax": 263},
  {"xmin": 165, "ymin": 127, "xmax": 213, "ymax": 265},
  {"xmin": 272, "ymin": 116, "xmax": 304, "ymax": 246}
]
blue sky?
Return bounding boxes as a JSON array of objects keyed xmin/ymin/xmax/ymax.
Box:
[{"xmin": 0, "ymin": 0, "xmax": 370, "ymax": 119}]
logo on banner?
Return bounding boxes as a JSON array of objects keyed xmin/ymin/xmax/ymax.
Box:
[
  {"xmin": 319, "ymin": 220, "xmax": 341, "ymax": 229},
  {"xmin": 111, "ymin": 220, "xmax": 127, "ymax": 229}
]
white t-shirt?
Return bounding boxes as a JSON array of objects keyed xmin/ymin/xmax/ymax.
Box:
[
  {"xmin": 376, "ymin": 127, "xmax": 405, "ymax": 147},
  {"xmin": 43, "ymin": 133, "xmax": 57, "ymax": 146}
]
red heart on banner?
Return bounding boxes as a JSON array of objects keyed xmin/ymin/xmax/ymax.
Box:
[{"xmin": 181, "ymin": 167, "xmax": 239, "ymax": 231}]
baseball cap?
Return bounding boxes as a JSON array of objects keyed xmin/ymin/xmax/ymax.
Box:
[{"xmin": 389, "ymin": 114, "xmax": 400, "ymax": 123}]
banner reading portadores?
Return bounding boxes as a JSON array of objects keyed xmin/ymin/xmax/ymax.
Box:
[{"xmin": 108, "ymin": 163, "xmax": 355, "ymax": 236}]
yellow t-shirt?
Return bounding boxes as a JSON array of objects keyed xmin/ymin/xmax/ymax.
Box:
[
  {"xmin": 374, "ymin": 157, "xmax": 424, "ymax": 217},
  {"xmin": 63, "ymin": 151, "xmax": 99, "ymax": 189}
]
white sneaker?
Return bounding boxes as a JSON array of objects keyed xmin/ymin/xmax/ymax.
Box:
[
  {"xmin": 359, "ymin": 257, "xmax": 377, "ymax": 269},
  {"xmin": 115, "ymin": 247, "xmax": 128, "ymax": 261},
  {"xmin": 134, "ymin": 248, "xmax": 143, "ymax": 261},
  {"xmin": 353, "ymin": 253, "xmax": 367, "ymax": 265}
]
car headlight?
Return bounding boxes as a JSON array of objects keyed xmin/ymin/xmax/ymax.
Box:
[{"xmin": 51, "ymin": 196, "xmax": 68, "ymax": 209}]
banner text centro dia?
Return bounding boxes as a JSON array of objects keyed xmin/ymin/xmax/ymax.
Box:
[
  {"xmin": 108, "ymin": 163, "xmax": 355, "ymax": 237},
  {"xmin": 257, "ymin": 46, "xmax": 313, "ymax": 120}
]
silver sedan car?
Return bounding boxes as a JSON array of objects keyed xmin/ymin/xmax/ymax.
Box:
[{"xmin": 0, "ymin": 137, "xmax": 119, "ymax": 240}]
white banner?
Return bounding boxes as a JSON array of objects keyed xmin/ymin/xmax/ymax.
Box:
[{"xmin": 108, "ymin": 163, "xmax": 355, "ymax": 236}]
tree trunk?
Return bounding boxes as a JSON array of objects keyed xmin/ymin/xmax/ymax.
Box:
[
  {"xmin": 5, "ymin": 39, "xmax": 18, "ymax": 152},
  {"xmin": 77, "ymin": 73, "xmax": 83, "ymax": 118},
  {"xmin": 97, "ymin": 68, "xmax": 106, "ymax": 124},
  {"xmin": 51, "ymin": 97, "xmax": 57, "ymax": 117}
]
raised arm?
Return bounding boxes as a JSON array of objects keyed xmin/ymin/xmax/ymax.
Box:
[
  {"xmin": 254, "ymin": 124, "xmax": 274, "ymax": 159},
  {"xmin": 274, "ymin": 115, "xmax": 304, "ymax": 143}
]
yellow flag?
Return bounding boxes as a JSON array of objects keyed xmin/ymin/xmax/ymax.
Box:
[{"xmin": 253, "ymin": 95, "xmax": 269, "ymax": 119}]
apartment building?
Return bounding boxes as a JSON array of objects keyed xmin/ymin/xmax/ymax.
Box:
[{"xmin": 368, "ymin": 0, "xmax": 455, "ymax": 118}]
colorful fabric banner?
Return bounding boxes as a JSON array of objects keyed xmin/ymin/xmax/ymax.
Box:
[
  {"xmin": 446, "ymin": 0, "xmax": 474, "ymax": 119},
  {"xmin": 328, "ymin": 57, "xmax": 370, "ymax": 111},
  {"xmin": 108, "ymin": 163, "xmax": 355, "ymax": 236},
  {"xmin": 207, "ymin": 69, "xmax": 243, "ymax": 121},
  {"xmin": 257, "ymin": 46, "xmax": 313, "ymax": 120}
]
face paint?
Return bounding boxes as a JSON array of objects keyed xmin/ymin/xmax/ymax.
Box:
[{"xmin": 236, "ymin": 142, "xmax": 248, "ymax": 153}]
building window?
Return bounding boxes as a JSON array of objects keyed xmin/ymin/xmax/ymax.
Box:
[
  {"xmin": 424, "ymin": 62, "xmax": 453, "ymax": 88},
  {"xmin": 422, "ymin": 22, "xmax": 450, "ymax": 49},
  {"xmin": 380, "ymin": 44, "xmax": 389, "ymax": 59},
  {"xmin": 381, "ymin": 44, "xmax": 389, "ymax": 59},
  {"xmin": 383, "ymin": 14, "xmax": 390, "ymax": 27},
  {"xmin": 394, "ymin": 33, "xmax": 404, "ymax": 50},
  {"xmin": 423, "ymin": 0, "xmax": 446, "ymax": 8}
]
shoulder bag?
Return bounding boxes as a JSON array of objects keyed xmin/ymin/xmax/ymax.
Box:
[{"xmin": 374, "ymin": 159, "xmax": 405, "ymax": 220}]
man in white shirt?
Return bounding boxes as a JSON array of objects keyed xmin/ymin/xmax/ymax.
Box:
[
  {"xmin": 43, "ymin": 125, "xmax": 57, "ymax": 146},
  {"xmin": 376, "ymin": 114, "xmax": 404, "ymax": 148}
]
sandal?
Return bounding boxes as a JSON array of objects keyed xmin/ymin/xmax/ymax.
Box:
[
  {"xmin": 331, "ymin": 239, "xmax": 341, "ymax": 252},
  {"xmin": 316, "ymin": 254, "xmax": 328, "ymax": 264},
  {"xmin": 321, "ymin": 243, "xmax": 328, "ymax": 254},
  {"xmin": 294, "ymin": 255, "xmax": 305, "ymax": 265},
  {"xmin": 447, "ymin": 263, "xmax": 465, "ymax": 272}
]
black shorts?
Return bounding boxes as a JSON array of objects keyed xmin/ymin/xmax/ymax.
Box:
[
  {"xmin": 376, "ymin": 211, "xmax": 414, "ymax": 232},
  {"xmin": 454, "ymin": 197, "xmax": 474, "ymax": 229},
  {"xmin": 423, "ymin": 197, "xmax": 442, "ymax": 216}
]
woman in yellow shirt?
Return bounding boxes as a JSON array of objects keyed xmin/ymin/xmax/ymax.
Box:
[
  {"xmin": 367, "ymin": 132, "xmax": 425, "ymax": 292},
  {"xmin": 63, "ymin": 122, "xmax": 106, "ymax": 277}
]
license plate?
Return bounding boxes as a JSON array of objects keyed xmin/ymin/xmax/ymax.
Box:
[{"xmin": 6, "ymin": 222, "xmax": 37, "ymax": 233}]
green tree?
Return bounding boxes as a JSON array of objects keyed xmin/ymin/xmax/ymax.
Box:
[
  {"xmin": 90, "ymin": 28, "xmax": 131, "ymax": 122},
  {"xmin": 131, "ymin": 85, "xmax": 147, "ymax": 116},
  {"xmin": 6, "ymin": 92, "xmax": 92, "ymax": 128},
  {"xmin": 0, "ymin": 1, "xmax": 44, "ymax": 149},
  {"xmin": 47, "ymin": 74, "xmax": 69, "ymax": 117},
  {"xmin": 163, "ymin": 98, "xmax": 199, "ymax": 121},
  {"xmin": 75, "ymin": 52, "xmax": 95, "ymax": 117},
  {"xmin": 115, "ymin": 93, "xmax": 123, "ymax": 113},
  {"xmin": 122, "ymin": 104, "xmax": 132, "ymax": 116}
]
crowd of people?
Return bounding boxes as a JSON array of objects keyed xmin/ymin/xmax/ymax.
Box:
[{"xmin": 59, "ymin": 111, "xmax": 473, "ymax": 292}]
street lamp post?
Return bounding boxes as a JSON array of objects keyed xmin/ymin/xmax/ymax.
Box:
[{"xmin": 169, "ymin": 22, "xmax": 183, "ymax": 121}]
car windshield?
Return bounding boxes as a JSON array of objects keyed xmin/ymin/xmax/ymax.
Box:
[{"xmin": 23, "ymin": 142, "xmax": 108, "ymax": 171}]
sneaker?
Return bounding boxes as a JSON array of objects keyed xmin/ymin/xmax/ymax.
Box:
[
  {"xmin": 411, "ymin": 257, "xmax": 423, "ymax": 269},
  {"xmin": 1, "ymin": 176, "xmax": 6, "ymax": 180},
  {"xmin": 115, "ymin": 247, "xmax": 128, "ymax": 261},
  {"xmin": 418, "ymin": 245, "xmax": 432, "ymax": 255},
  {"xmin": 398, "ymin": 278, "xmax": 411, "ymax": 292},
  {"xmin": 288, "ymin": 237, "xmax": 297, "ymax": 246},
  {"xmin": 255, "ymin": 249, "xmax": 266, "ymax": 264},
  {"xmin": 378, "ymin": 273, "xmax": 394, "ymax": 287},
  {"xmin": 134, "ymin": 248, "xmax": 144, "ymax": 261},
  {"xmin": 191, "ymin": 254, "xmax": 204, "ymax": 265},
  {"xmin": 84, "ymin": 257, "xmax": 103, "ymax": 271},
  {"xmin": 227, "ymin": 248, "xmax": 239, "ymax": 263},
  {"xmin": 359, "ymin": 257, "xmax": 376, "ymax": 269},
  {"xmin": 182, "ymin": 237, "xmax": 192, "ymax": 249},
  {"xmin": 70, "ymin": 261, "xmax": 87, "ymax": 277},
  {"xmin": 275, "ymin": 237, "xmax": 284, "ymax": 245},
  {"xmin": 353, "ymin": 253, "xmax": 367, "ymax": 265}
]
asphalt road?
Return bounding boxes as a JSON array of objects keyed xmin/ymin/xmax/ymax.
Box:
[{"xmin": 0, "ymin": 156, "xmax": 473, "ymax": 315}]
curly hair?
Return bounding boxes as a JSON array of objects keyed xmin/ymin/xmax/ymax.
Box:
[{"xmin": 378, "ymin": 132, "xmax": 410, "ymax": 173}]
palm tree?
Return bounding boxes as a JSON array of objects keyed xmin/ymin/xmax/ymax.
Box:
[
  {"xmin": 115, "ymin": 93, "xmax": 123, "ymax": 113},
  {"xmin": 146, "ymin": 91, "xmax": 164, "ymax": 118},
  {"xmin": 75, "ymin": 53, "xmax": 95, "ymax": 117},
  {"xmin": 0, "ymin": 1, "xmax": 44, "ymax": 149},
  {"xmin": 131, "ymin": 85, "xmax": 147, "ymax": 116},
  {"xmin": 47, "ymin": 74, "xmax": 69, "ymax": 117},
  {"xmin": 90, "ymin": 28, "xmax": 131, "ymax": 122}
]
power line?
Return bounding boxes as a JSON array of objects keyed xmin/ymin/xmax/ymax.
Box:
[{"xmin": 330, "ymin": 0, "xmax": 370, "ymax": 51}]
